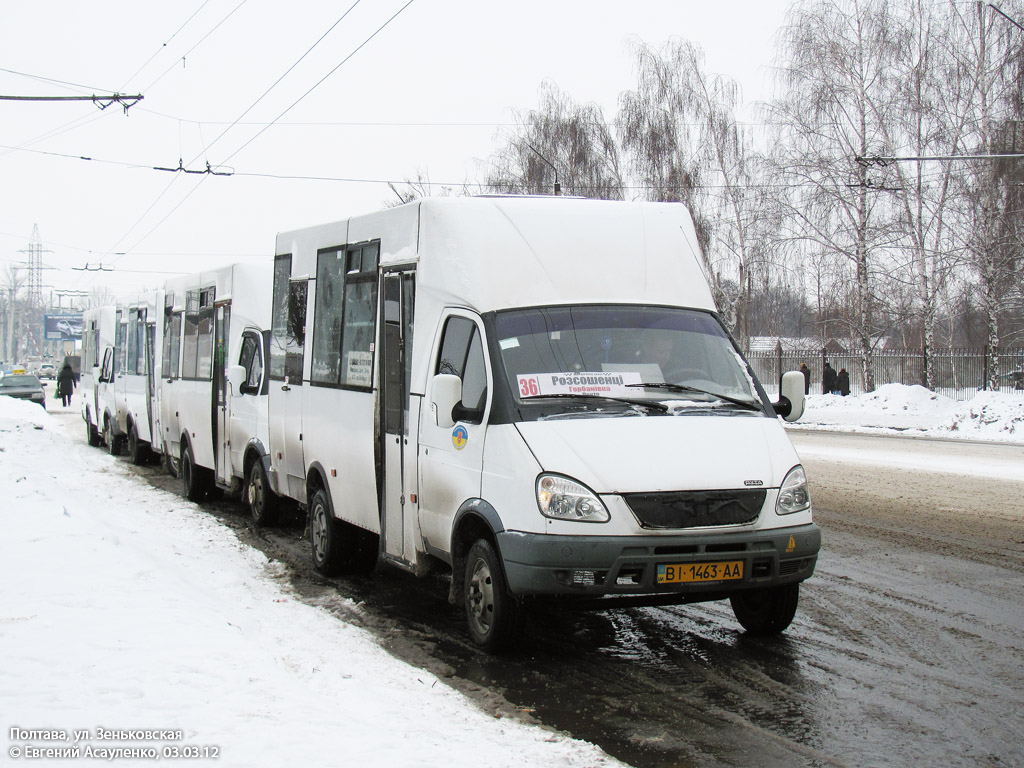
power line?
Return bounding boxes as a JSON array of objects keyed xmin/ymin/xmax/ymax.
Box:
[{"xmin": 119, "ymin": 0, "xmax": 213, "ymax": 90}]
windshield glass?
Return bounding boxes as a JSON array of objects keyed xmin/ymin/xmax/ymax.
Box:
[{"xmin": 494, "ymin": 305, "xmax": 762, "ymax": 413}]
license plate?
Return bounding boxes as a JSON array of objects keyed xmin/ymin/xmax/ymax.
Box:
[{"xmin": 657, "ymin": 560, "xmax": 744, "ymax": 584}]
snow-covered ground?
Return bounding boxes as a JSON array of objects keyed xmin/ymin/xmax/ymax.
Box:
[
  {"xmin": 797, "ymin": 383, "xmax": 1024, "ymax": 443},
  {"xmin": 0, "ymin": 396, "xmax": 620, "ymax": 768},
  {"xmin": 2, "ymin": 384, "xmax": 1020, "ymax": 767}
]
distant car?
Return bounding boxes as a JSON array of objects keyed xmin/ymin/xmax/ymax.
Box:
[
  {"xmin": 37, "ymin": 363, "xmax": 56, "ymax": 380},
  {"xmin": 0, "ymin": 374, "xmax": 46, "ymax": 409}
]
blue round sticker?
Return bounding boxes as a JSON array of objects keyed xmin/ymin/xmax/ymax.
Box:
[{"xmin": 452, "ymin": 425, "xmax": 468, "ymax": 450}]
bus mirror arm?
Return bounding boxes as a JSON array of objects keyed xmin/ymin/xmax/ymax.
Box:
[{"xmin": 773, "ymin": 371, "xmax": 805, "ymax": 423}]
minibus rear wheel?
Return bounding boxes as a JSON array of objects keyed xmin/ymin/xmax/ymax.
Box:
[
  {"xmin": 464, "ymin": 539, "xmax": 521, "ymax": 651},
  {"xmin": 104, "ymin": 418, "xmax": 123, "ymax": 456},
  {"xmin": 181, "ymin": 443, "xmax": 212, "ymax": 502},
  {"xmin": 729, "ymin": 583, "xmax": 800, "ymax": 635},
  {"xmin": 128, "ymin": 423, "xmax": 151, "ymax": 466},
  {"xmin": 85, "ymin": 416, "xmax": 101, "ymax": 447},
  {"xmin": 309, "ymin": 488, "xmax": 377, "ymax": 576}
]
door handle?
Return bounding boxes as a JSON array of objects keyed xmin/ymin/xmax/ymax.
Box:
[{"xmin": 281, "ymin": 384, "xmax": 291, "ymax": 392}]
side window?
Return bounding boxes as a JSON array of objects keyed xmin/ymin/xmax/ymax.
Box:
[
  {"xmin": 286, "ymin": 281, "xmax": 307, "ymax": 383},
  {"xmin": 196, "ymin": 288, "xmax": 215, "ymax": 380},
  {"xmin": 436, "ymin": 316, "xmax": 488, "ymax": 420},
  {"xmin": 114, "ymin": 311, "xmax": 124, "ymax": 375},
  {"xmin": 162, "ymin": 310, "xmax": 181, "ymax": 379},
  {"xmin": 339, "ymin": 243, "xmax": 379, "ymax": 389},
  {"xmin": 135, "ymin": 308, "xmax": 147, "ymax": 376},
  {"xmin": 310, "ymin": 242, "xmax": 379, "ymax": 390},
  {"xmin": 311, "ymin": 249, "xmax": 344, "ymax": 386},
  {"xmin": 270, "ymin": 255, "xmax": 291, "ymax": 381},
  {"xmin": 238, "ymin": 333, "xmax": 263, "ymax": 395}
]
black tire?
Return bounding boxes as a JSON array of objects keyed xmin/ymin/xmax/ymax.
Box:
[
  {"xmin": 730, "ymin": 583, "xmax": 800, "ymax": 636},
  {"xmin": 163, "ymin": 442, "xmax": 179, "ymax": 478},
  {"xmin": 127, "ymin": 422, "xmax": 151, "ymax": 466},
  {"xmin": 181, "ymin": 442, "xmax": 212, "ymax": 502},
  {"xmin": 246, "ymin": 458, "xmax": 279, "ymax": 527},
  {"xmin": 464, "ymin": 538, "xmax": 521, "ymax": 651},
  {"xmin": 104, "ymin": 418, "xmax": 123, "ymax": 456},
  {"xmin": 85, "ymin": 417, "xmax": 102, "ymax": 447},
  {"xmin": 309, "ymin": 487, "xmax": 377, "ymax": 576}
]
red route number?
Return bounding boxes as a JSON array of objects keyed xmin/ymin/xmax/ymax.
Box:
[{"xmin": 518, "ymin": 376, "xmax": 540, "ymax": 397}]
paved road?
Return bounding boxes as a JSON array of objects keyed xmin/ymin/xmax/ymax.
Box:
[{"xmin": 58, "ymin": 400, "xmax": 1024, "ymax": 768}]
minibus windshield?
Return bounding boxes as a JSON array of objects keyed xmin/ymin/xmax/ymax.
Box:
[{"xmin": 494, "ymin": 305, "xmax": 763, "ymax": 413}]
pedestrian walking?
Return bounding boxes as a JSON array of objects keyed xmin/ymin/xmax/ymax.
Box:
[
  {"xmin": 56, "ymin": 361, "xmax": 76, "ymax": 407},
  {"xmin": 837, "ymin": 368, "xmax": 850, "ymax": 396},
  {"xmin": 823, "ymin": 361, "xmax": 838, "ymax": 395}
]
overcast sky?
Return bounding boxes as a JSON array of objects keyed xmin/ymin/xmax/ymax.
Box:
[{"xmin": 0, "ymin": 0, "xmax": 790, "ymax": 301}]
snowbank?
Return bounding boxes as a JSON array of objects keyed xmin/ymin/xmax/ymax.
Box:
[
  {"xmin": 798, "ymin": 384, "xmax": 1024, "ymax": 442},
  {"xmin": 0, "ymin": 397, "xmax": 619, "ymax": 768}
]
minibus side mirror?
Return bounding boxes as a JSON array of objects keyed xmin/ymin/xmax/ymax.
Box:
[
  {"xmin": 773, "ymin": 370, "xmax": 805, "ymax": 422},
  {"xmin": 431, "ymin": 373, "xmax": 463, "ymax": 429},
  {"xmin": 226, "ymin": 364, "xmax": 246, "ymax": 397}
]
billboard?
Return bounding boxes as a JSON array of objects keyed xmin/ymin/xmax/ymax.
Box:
[{"xmin": 44, "ymin": 314, "xmax": 83, "ymax": 341}]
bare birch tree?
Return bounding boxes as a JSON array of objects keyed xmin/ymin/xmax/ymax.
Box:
[
  {"xmin": 485, "ymin": 81, "xmax": 624, "ymax": 200},
  {"xmin": 617, "ymin": 38, "xmax": 767, "ymax": 342},
  {"xmin": 766, "ymin": 0, "xmax": 903, "ymax": 391}
]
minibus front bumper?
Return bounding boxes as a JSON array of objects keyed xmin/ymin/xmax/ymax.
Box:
[{"xmin": 496, "ymin": 523, "xmax": 820, "ymax": 599}]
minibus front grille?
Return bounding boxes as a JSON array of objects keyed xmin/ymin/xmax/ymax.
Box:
[{"xmin": 623, "ymin": 490, "xmax": 766, "ymax": 529}]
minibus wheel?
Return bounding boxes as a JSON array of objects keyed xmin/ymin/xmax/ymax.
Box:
[
  {"xmin": 309, "ymin": 488, "xmax": 377, "ymax": 576},
  {"xmin": 163, "ymin": 442, "xmax": 179, "ymax": 478},
  {"xmin": 104, "ymin": 419, "xmax": 123, "ymax": 456},
  {"xmin": 247, "ymin": 460, "xmax": 278, "ymax": 527},
  {"xmin": 729, "ymin": 583, "xmax": 800, "ymax": 635},
  {"xmin": 128, "ymin": 423, "xmax": 150, "ymax": 466},
  {"xmin": 85, "ymin": 416, "xmax": 101, "ymax": 447},
  {"xmin": 464, "ymin": 539, "xmax": 521, "ymax": 651},
  {"xmin": 181, "ymin": 443, "xmax": 210, "ymax": 502}
]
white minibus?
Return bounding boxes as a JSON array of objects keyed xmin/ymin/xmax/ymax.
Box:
[{"xmin": 269, "ymin": 197, "xmax": 818, "ymax": 649}]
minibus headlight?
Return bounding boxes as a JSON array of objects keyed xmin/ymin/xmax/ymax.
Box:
[
  {"xmin": 536, "ymin": 474, "xmax": 610, "ymax": 523},
  {"xmin": 776, "ymin": 465, "xmax": 811, "ymax": 515}
]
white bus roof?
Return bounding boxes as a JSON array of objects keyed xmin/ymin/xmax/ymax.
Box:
[{"xmin": 276, "ymin": 196, "xmax": 716, "ymax": 314}]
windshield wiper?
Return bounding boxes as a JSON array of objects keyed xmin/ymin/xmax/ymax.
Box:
[
  {"xmin": 521, "ymin": 393, "xmax": 669, "ymax": 413},
  {"xmin": 625, "ymin": 382, "xmax": 763, "ymax": 412}
]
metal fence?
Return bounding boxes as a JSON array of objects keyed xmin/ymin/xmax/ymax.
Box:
[{"xmin": 745, "ymin": 347, "xmax": 1024, "ymax": 401}]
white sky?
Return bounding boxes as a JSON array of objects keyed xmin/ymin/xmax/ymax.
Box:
[{"xmin": 0, "ymin": 1, "xmax": 791, "ymax": 301}]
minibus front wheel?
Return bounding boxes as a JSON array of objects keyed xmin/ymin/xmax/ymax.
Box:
[
  {"xmin": 464, "ymin": 538, "xmax": 522, "ymax": 651},
  {"xmin": 729, "ymin": 583, "xmax": 800, "ymax": 635}
]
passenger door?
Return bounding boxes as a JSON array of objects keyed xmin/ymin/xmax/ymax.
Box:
[
  {"xmin": 269, "ymin": 257, "xmax": 308, "ymax": 500},
  {"xmin": 229, "ymin": 329, "xmax": 265, "ymax": 477},
  {"xmin": 213, "ymin": 304, "xmax": 232, "ymax": 484},
  {"xmin": 417, "ymin": 311, "xmax": 491, "ymax": 554},
  {"xmin": 380, "ymin": 269, "xmax": 416, "ymax": 562}
]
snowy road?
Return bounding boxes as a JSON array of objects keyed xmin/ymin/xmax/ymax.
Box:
[
  {"xmin": 150, "ymin": 429, "xmax": 1024, "ymax": 767},
  {"xmin": 24, "ymin": 399, "xmax": 1024, "ymax": 768}
]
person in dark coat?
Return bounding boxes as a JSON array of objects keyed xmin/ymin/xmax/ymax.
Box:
[
  {"xmin": 56, "ymin": 362, "xmax": 76, "ymax": 407},
  {"xmin": 799, "ymin": 363, "xmax": 811, "ymax": 395},
  {"xmin": 837, "ymin": 368, "xmax": 850, "ymax": 396},
  {"xmin": 822, "ymin": 362, "xmax": 838, "ymax": 395}
]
